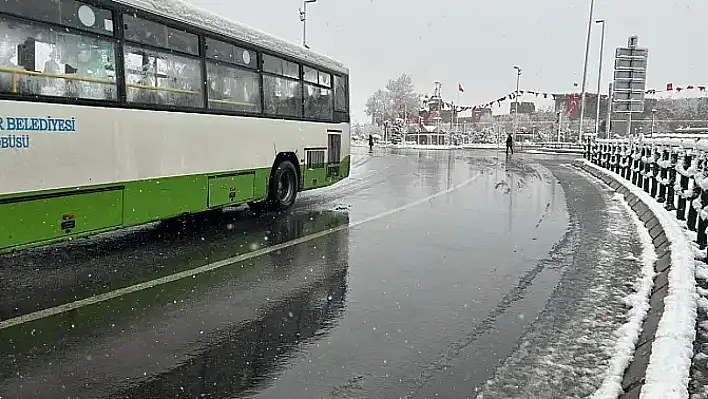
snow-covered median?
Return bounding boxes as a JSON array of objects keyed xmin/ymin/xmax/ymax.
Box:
[
  {"xmin": 583, "ymin": 160, "xmax": 698, "ymax": 399},
  {"xmin": 590, "ymin": 191, "xmax": 657, "ymax": 399}
]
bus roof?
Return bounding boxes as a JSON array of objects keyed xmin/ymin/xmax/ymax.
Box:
[{"xmin": 114, "ymin": 0, "xmax": 349, "ymax": 75}]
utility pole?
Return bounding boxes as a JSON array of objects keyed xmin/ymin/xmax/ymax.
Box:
[
  {"xmin": 594, "ymin": 19, "xmax": 606, "ymax": 136},
  {"xmin": 513, "ymin": 66, "xmax": 522, "ymax": 145},
  {"xmin": 651, "ymin": 108, "xmax": 657, "ymax": 137},
  {"xmin": 579, "ymin": 0, "xmax": 596, "ymax": 138},
  {"xmin": 606, "ymin": 82, "xmax": 612, "ymax": 139},
  {"xmin": 299, "ymin": 0, "xmax": 317, "ymax": 49}
]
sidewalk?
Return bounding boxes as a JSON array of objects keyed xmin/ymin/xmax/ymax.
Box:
[
  {"xmin": 580, "ymin": 159, "xmax": 698, "ymax": 399},
  {"xmin": 476, "ymin": 162, "xmax": 655, "ymax": 398}
]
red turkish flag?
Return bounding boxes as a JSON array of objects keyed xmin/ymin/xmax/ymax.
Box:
[
  {"xmin": 567, "ymin": 95, "xmax": 580, "ymax": 117},
  {"xmin": 458, "ymin": 83, "xmax": 464, "ymax": 93},
  {"xmin": 667, "ymin": 82, "xmax": 674, "ymax": 91}
]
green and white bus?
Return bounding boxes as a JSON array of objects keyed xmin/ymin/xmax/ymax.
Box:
[{"xmin": 0, "ymin": 0, "xmax": 351, "ymax": 253}]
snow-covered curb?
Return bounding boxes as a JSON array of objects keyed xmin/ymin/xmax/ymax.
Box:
[
  {"xmin": 583, "ymin": 160, "xmax": 698, "ymax": 399},
  {"xmin": 591, "ymin": 191, "xmax": 657, "ymax": 398}
]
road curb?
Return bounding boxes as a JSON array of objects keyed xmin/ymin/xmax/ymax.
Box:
[{"xmin": 574, "ymin": 160, "xmax": 672, "ymax": 399}]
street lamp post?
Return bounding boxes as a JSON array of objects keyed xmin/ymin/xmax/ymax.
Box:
[
  {"xmin": 299, "ymin": 0, "xmax": 317, "ymax": 49},
  {"xmin": 513, "ymin": 66, "xmax": 522, "ymax": 145},
  {"xmin": 579, "ymin": 0, "xmax": 596, "ymax": 139},
  {"xmin": 651, "ymin": 108, "xmax": 657, "ymax": 137},
  {"xmin": 594, "ymin": 19, "xmax": 606, "ymax": 136}
]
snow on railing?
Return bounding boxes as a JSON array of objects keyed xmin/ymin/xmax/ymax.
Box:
[{"xmin": 586, "ymin": 136, "xmax": 707, "ymax": 398}]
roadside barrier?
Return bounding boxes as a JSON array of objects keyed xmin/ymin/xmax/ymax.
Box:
[{"xmin": 586, "ymin": 136, "xmax": 708, "ymax": 250}]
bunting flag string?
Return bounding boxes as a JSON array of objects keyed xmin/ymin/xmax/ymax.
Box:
[
  {"xmin": 464, "ymin": 89, "xmax": 560, "ymax": 111},
  {"xmin": 643, "ymin": 82, "xmax": 708, "ymax": 95},
  {"xmin": 433, "ymin": 82, "xmax": 707, "ymax": 114}
]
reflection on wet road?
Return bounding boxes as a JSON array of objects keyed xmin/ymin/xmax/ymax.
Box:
[{"xmin": 0, "ymin": 148, "xmax": 581, "ymax": 398}]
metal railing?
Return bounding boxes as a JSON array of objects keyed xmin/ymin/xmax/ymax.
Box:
[
  {"xmin": 537, "ymin": 142, "xmax": 585, "ymax": 150},
  {"xmin": 586, "ymin": 136, "xmax": 708, "ymax": 247}
]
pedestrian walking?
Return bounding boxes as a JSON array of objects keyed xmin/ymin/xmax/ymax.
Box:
[
  {"xmin": 369, "ymin": 134, "xmax": 374, "ymax": 152},
  {"xmin": 505, "ymin": 133, "xmax": 514, "ymax": 155}
]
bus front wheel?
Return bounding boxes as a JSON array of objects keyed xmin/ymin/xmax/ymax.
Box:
[{"xmin": 266, "ymin": 160, "xmax": 298, "ymax": 211}]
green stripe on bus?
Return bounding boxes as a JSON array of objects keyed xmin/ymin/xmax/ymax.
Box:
[{"xmin": 0, "ymin": 156, "xmax": 349, "ymax": 253}]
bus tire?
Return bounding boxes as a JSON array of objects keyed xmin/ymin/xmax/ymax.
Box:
[{"xmin": 267, "ymin": 160, "xmax": 299, "ymax": 211}]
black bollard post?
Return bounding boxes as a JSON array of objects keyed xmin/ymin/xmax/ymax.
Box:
[
  {"xmin": 635, "ymin": 146, "xmax": 643, "ymax": 187},
  {"xmin": 643, "ymin": 144, "xmax": 653, "ymax": 194},
  {"xmin": 589, "ymin": 137, "xmax": 595, "ymax": 162},
  {"xmin": 632, "ymin": 144, "xmax": 641, "ymax": 186},
  {"xmin": 650, "ymin": 145, "xmax": 659, "ymax": 198},
  {"xmin": 614, "ymin": 142, "xmax": 621, "ymax": 174},
  {"xmin": 638, "ymin": 145, "xmax": 647, "ymax": 189},
  {"xmin": 657, "ymin": 143, "xmax": 670, "ymax": 203},
  {"xmin": 677, "ymin": 150, "xmax": 692, "ymax": 221},
  {"xmin": 697, "ymin": 170, "xmax": 708, "ymax": 249},
  {"xmin": 687, "ymin": 156, "xmax": 702, "ymax": 232},
  {"xmin": 622, "ymin": 144, "xmax": 632, "ymax": 179},
  {"xmin": 666, "ymin": 146, "xmax": 678, "ymax": 211}
]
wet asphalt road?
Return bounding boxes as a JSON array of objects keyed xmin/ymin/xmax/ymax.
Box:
[{"xmin": 0, "ymin": 147, "xmax": 609, "ymax": 398}]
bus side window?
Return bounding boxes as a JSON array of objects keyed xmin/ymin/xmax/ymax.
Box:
[
  {"xmin": 2, "ymin": 0, "xmax": 115, "ymax": 36},
  {"xmin": 262, "ymin": 54, "xmax": 299, "ymax": 79},
  {"xmin": 124, "ymin": 14, "xmax": 198, "ymax": 56},
  {"xmin": 206, "ymin": 61, "xmax": 261, "ymax": 113},
  {"xmin": 263, "ymin": 75, "xmax": 302, "ymax": 117},
  {"xmin": 0, "ymin": 15, "xmax": 117, "ymax": 100},
  {"xmin": 304, "ymin": 84, "xmax": 332, "ymax": 120},
  {"xmin": 334, "ymin": 75, "xmax": 347, "ymax": 112},
  {"xmin": 123, "ymin": 44, "xmax": 203, "ymax": 108}
]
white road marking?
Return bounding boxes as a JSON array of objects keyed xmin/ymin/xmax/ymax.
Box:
[{"xmin": 0, "ymin": 173, "xmax": 481, "ymax": 330}]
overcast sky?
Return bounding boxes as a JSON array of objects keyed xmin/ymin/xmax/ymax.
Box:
[{"xmin": 185, "ymin": 0, "xmax": 707, "ymax": 122}]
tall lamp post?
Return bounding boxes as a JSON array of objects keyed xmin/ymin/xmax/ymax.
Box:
[
  {"xmin": 513, "ymin": 65, "xmax": 522, "ymax": 144},
  {"xmin": 299, "ymin": 0, "xmax": 317, "ymax": 49},
  {"xmin": 579, "ymin": 0, "xmax": 596, "ymax": 139},
  {"xmin": 594, "ymin": 19, "xmax": 606, "ymax": 136},
  {"xmin": 651, "ymin": 108, "xmax": 657, "ymax": 137}
]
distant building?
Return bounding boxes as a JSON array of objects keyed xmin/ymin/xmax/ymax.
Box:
[
  {"xmin": 553, "ymin": 93, "xmax": 609, "ymax": 120},
  {"xmin": 509, "ymin": 102, "xmax": 535, "ymax": 115},
  {"xmin": 457, "ymin": 107, "xmax": 492, "ymax": 123}
]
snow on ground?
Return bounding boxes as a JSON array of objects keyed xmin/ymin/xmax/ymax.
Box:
[
  {"xmin": 592, "ymin": 193, "xmax": 657, "ymax": 398},
  {"xmin": 477, "ymin": 166, "xmax": 648, "ymax": 398},
  {"xmin": 584, "ymin": 161, "xmax": 697, "ymax": 399},
  {"xmin": 685, "ymin": 224, "xmax": 708, "ymax": 399},
  {"xmin": 389, "ymin": 144, "xmax": 465, "ymax": 150},
  {"xmin": 526, "ymin": 149, "xmax": 585, "ymax": 155}
]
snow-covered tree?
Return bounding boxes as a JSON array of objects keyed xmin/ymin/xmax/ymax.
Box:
[
  {"xmin": 364, "ymin": 89, "xmax": 390, "ymax": 126},
  {"xmin": 385, "ymin": 74, "xmax": 419, "ymax": 118},
  {"xmin": 365, "ymin": 74, "xmax": 420, "ymax": 126}
]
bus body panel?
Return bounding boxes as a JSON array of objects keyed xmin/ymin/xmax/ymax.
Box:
[
  {"xmin": 0, "ymin": 0, "xmax": 351, "ymax": 253},
  {"xmin": 0, "ymin": 100, "xmax": 349, "ymax": 197},
  {"xmin": 0, "ymin": 101, "xmax": 350, "ymax": 253}
]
